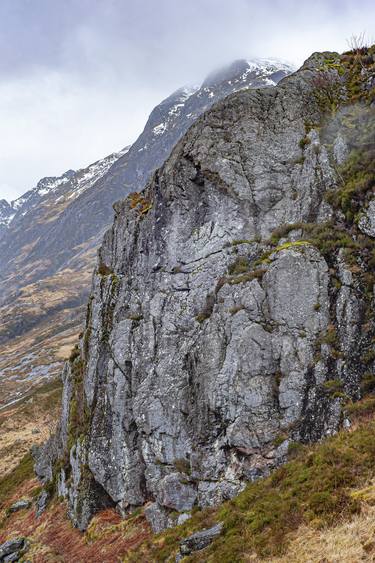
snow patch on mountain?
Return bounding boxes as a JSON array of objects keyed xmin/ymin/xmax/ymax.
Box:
[
  {"xmin": 65, "ymin": 147, "xmax": 130, "ymax": 201},
  {"xmin": 152, "ymin": 123, "xmax": 168, "ymax": 136},
  {"xmin": 1, "ymin": 148, "xmax": 128, "ymax": 233},
  {"xmin": 144, "ymin": 58, "xmax": 295, "ymax": 149},
  {"xmin": 0, "ymin": 199, "xmax": 15, "ymax": 229}
]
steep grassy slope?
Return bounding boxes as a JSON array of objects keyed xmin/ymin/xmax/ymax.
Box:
[
  {"xmin": 120, "ymin": 397, "xmax": 375, "ymax": 562},
  {"xmin": 0, "ymin": 379, "xmax": 62, "ymax": 479},
  {"xmin": 0, "ymin": 396, "xmax": 374, "ymax": 561},
  {"xmin": 0, "ymin": 265, "xmax": 92, "ymax": 408}
]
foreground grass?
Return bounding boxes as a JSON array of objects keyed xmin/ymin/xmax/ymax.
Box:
[
  {"xmin": 0, "ymin": 377, "xmax": 62, "ymax": 480},
  {"xmin": 269, "ymin": 503, "xmax": 375, "ymax": 562},
  {"xmin": 125, "ymin": 397, "xmax": 375, "ymax": 562},
  {"xmin": 0, "ymin": 453, "xmax": 34, "ymax": 509},
  {"xmin": 0, "ymin": 397, "xmax": 374, "ymax": 561}
]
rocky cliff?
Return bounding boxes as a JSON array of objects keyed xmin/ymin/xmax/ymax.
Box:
[
  {"xmin": 0, "ymin": 58, "xmax": 292, "ymax": 408},
  {"xmin": 35, "ymin": 49, "xmax": 375, "ymax": 534}
]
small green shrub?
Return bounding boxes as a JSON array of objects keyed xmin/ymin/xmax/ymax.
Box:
[
  {"xmin": 273, "ymin": 433, "xmax": 288, "ymax": 447},
  {"xmin": 223, "ymin": 269, "xmax": 266, "ymax": 287},
  {"xmin": 69, "ymin": 345, "xmax": 80, "ymax": 363},
  {"xmin": 360, "ymin": 374, "xmax": 375, "ymax": 394},
  {"xmin": 173, "ymin": 458, "xmax": 191, "ymax": 475},
  {"xmin": 128, "ymin": 313, "xmax": 143, "ymax": 321},
  {"xmin": 361, "ymin": 349, "xmax": 375, "ymax": 365},
  {"xmin": 231, "ymin": 239, "xmax": 255, "ymax": 246},
  {"xmin": 228, "ymin": 256, "xmax": 249, "ymax": 275},
  {"xmin": 322, "ymin": 379, "xmax": 343, "ymax": 391},
  {"xmin": 196, "ymin": 293, "xmax": 216, "ymax": 323},
  {"xmin": 229, "ymin": 305, "xmax": 245, "ymax": 315},
  {"xmin": 98, "ymin": 262, "xmax": 113, "ymax": 276},
  {"xmin": 344, "ymin": 396, "xmax": 375, "ymax": 420},
  {"xmin": 317, "ymin": 325, "xmax": 338, "ymax": 347},
  {"xmin": 299, "ymin": 136, "xmax": 311, "ymax": 150}
]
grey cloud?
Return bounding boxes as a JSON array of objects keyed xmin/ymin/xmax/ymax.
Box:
[{"xmin": 0, "ymin": 0, "xmax": 374, "ymax": 199}]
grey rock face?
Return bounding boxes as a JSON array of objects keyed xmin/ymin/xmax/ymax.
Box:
[
  {"xmin": 0, "ymin": 60, "xmax": 294, "ymax": 414},
  {"xmin": 144, "ymin": 502, "xmax": 175, "ymax": 534},
  {"xmin": 0, "ymin": 538, "xmax": 28, "ymax": 561},
  {"xmin": 32, "ymin": 444, "xmax": 53, "ymax": 484},
  {"xmin": 333, "ymin": 133, "xmax": 349, "ymax": 165},
  {"xmin": 36, "ymin": 490, "xmax": 50, "ymax": 517},
  {"xmin": 8, "ymin": 499, "xmax": 31, "ymax": 513},
  {"xmin": 40, "ymin": 53, "xmax": 374, "ymax": 533},
  {"xmin": 3, "ymin": 554, "xmax": 19, "ymax": 563},
  {"xmin": 157, "ymin": 473, "xmax": 197, "ymax": 512},
  {"xmin": 359, "ymin": 199, "xmax": 375, "ymax": 237},
  {"xmin": 179, "ymin": 523, "xmax": 223, "ymax": 557}
]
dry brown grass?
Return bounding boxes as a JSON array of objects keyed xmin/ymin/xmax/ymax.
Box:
[
  {"xmin": 0, "ymin": 258, "xmax": 95, "ymax": 407},
  {"xmin": 0, "ymin": 495, "xmax": 151, "ymax": 563},
  {"xmin": 268, "ymin": 502, "xmax": 375, "ymax": 563},
  {"xmin": 0, "ymin": 381, "xmax": 62, "ymax": 479}
]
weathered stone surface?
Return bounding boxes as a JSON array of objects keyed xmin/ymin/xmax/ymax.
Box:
[
  {"xmin": 4, "ymin": 553, "xmax": 22, "ymax": 562},
  {"xmin": 36, "ymin": 490, "xmax": 49, "ymax": 518},
  {"xmin": 333, "ymin": 133, "xmax": 349, "ymax": 165},
  {"xmin": 0, "ymin": 60, "xmax": 293, "ymax": 416},
  {"xmin": 359, "ymin": 199, "xmax": 375, "ymax": 237},
  {"xmin": 8, "ymin": 499, "xmax": 31, "ymax": 513},
  {"xmin": 177, "ymin": 512, "xmax": 191, "ymax": 525},
  {"xmin": 0, "ymin": 537, "xmax": 28, "ymax": 561},
  {"xmin": 179, "ymin": 523, "xmax": 223, "ymax": 556},
  {"xmin": 32, "ymin": 443, "xmax": 53, "ymax": 484},
  {"xmin": 157, "ymin": 473, "xmax": 197, "ymax": 512},
  {"xmin": 39, "ymin": 52, "xmax": 374, "ymax": 534},
  {"xmin": 144, "ymin": 502, "xmax": 175, "ymax": 533}
]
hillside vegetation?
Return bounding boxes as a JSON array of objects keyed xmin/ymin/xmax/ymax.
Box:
[{"xmin": 0, "ymin": 395, "xmax": 374, "ymax": 561}]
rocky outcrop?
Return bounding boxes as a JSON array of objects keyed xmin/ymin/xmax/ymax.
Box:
[
  {"xmin": 177, "ymin": 523, "xmax": 223, "ymax": 560},
  {"xmin": 36, "ymin": 490, "xmax": 50, "ymax": 518},
  {"xmin": 8, "ymin": 499, "xmax": 31, "ymax": 513},
  {"xmin": 0, "ymin": 59, "xmax": 292, "ymax": 410},
  {"xmin": 359, "ymin": 198, "xmax": 375, "ymax": 237},
  {"xmin": 0, "ymin": 537, "xmax": 29, "ymax": 562},
  {"xmin": 36, "ymin": 51, "xmax": 375, "ymax": 533}
]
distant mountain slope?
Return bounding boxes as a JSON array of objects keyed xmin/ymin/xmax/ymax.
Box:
[
  {"xmin": 0, "ymin": 199, "xmax": 14, "ymax": 237},
  {"xmin": 0, "ymin": 58, "xmax": 294, "ymax": 406},
  {"xmin": 0, "ymin": 149, "xmax": 128, "ymax": 290}
]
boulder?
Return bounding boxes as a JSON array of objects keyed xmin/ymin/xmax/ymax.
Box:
[
  {"xmin": 157, "ymin": 473, "xmax": 197, "ymax": 512},
  {"xmin": 8, "ymin": 499, "xmax": 31, "ymax": 513},
  {"xmin": 179, "ymin": 523, "xmax": 223, "ymax": 556},
  {"xmin": 0, "ymin": 537, "xmax": 29, "ymax": 561},
  {"xmin": 359, "ymin": 199, "xmax": 375, "ymax": 238},
  {"xmin": 36, "ymin": 490, "xmax": 49, "ymax": 517}
]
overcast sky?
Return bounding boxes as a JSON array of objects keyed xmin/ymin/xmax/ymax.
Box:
[{"xmin": 0, "ymin": 0, "xmax": 374, "ymax": 201}]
